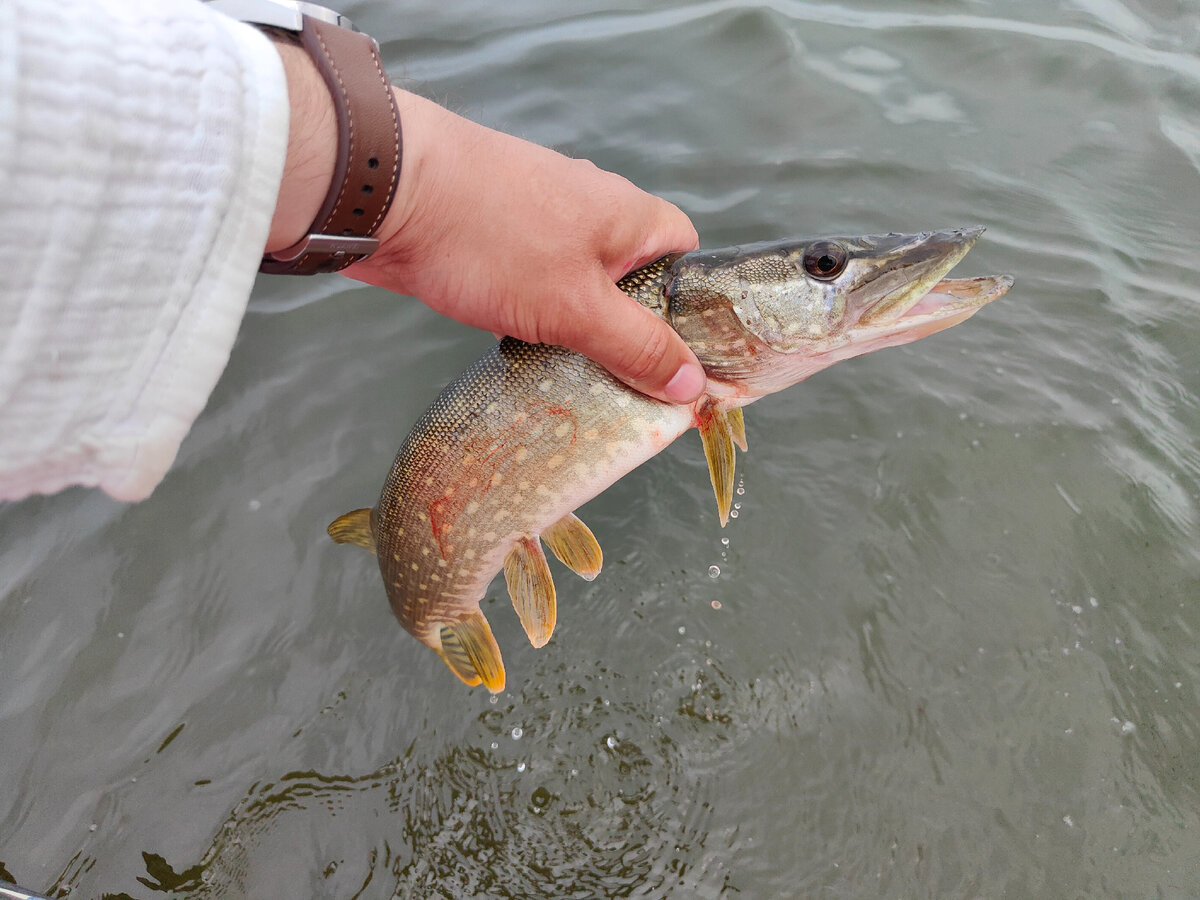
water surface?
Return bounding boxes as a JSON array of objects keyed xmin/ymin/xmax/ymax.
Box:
[{"xmin": 3, "ymin": 0, "xmax": 1200, "ymax": 896}]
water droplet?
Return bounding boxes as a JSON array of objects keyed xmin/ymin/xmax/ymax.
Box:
[
  {"xmin": 531, "ymin": 786, "xmax": 551, "ymax": 807},
  {"xmin": 678, "ymin": 626, "xmax": 686, "ymax": 635},
  {"xmin": 711, "ymin": 600, "xmax": 722, "ymax": 610},
  {"xmin": 736, "ymin": 486, "xmax": 744, "ymax": 496},
  {"xmin": 511, "ymin": 726, "xmax": 523, "ymax": 740},
  {"xmin": 606, "ymin": 735, "xmax": 617, "ymax": 749},
  {"xmin": 516, "ymin": 761, "xmax": 526, "ymax": 773},
  {"xmin": 248, "ymin": 499, "xmax": 261, "ymax": 511},
  {"xmin": 729, "ymin": 510, "xmax": 738, "ymax": 519},
  {"xmin": 490, "ymin": 741, "xmax": 499, "ymax": 750},
  {"xmin": 488, "ymin": 695, "xmax": 498, "ymax": 705},
  {"xmin": 721, "ymin": 537, "xmax": 729, "ymax": 546},
  {"xmin": 733, "ymin": 502, "xmax": 741, "ymax": 510},
  {"xmin": 708, "ymin": 565, "xmax": 720, "ymax": 578}
]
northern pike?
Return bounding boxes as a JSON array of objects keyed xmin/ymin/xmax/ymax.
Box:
[{"xmin": 329, "ymin": 227, "xmax": 1012, "ymax": 692}]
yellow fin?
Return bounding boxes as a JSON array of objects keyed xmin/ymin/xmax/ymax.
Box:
[
  {"xmin": 728, "ymin": 407, "xmax": 748, "ymax": 452},
  {"xmin": 436, "ymin": 627, "xmax": 483, "ymax": 687},
  {"xmin": 327, "ymin": 508, "xmax": 376, "ymax": 554},
  {"xmin": 504, "ymin": 536, "xmax": 557, "ymax": 648},
  {"xmin": 698, "ymin": 404, "xmax": 736, "ymax": 527},
  {"xmin": 445, "ymin": 612, "xmax": 505, "ymax": 693},
  {"xmin": 542, "ymin": 513, "xmax": 603, "ymax": 581}
]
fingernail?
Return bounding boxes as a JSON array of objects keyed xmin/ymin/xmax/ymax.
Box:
[{"xmin": 663, "ymin": 362, "xmax": 706, "ymax": 403}]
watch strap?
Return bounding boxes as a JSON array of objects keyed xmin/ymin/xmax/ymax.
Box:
[{"xmin": 261, "ymin": 15, "xmax": 401, "ymax": 275}]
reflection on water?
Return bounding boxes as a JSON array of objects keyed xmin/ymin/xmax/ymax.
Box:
[{"xmin": 4, "ymin": 0, "xmax": 1200, "ymax": 897}]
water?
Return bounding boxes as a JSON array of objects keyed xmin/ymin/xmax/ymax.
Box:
[{"xmin": 3, "ymin": 1, "xmax": 1200, "ymax": 896}]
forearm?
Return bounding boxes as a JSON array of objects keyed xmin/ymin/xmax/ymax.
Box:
[{"xmin": 0, "ymin": 0, "xmax": 289, "ymax": 502}]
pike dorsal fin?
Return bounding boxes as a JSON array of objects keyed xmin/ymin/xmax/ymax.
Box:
[
  {"xmin": 504, "ymin": 537, "xmax": 557, "ymax": 648},
  {"xmin": 698, "ymin": 404, "xmax": 737, "ymax": 527},
  {"xmin": 444, "ymin": 612, "xmax": 505, "ymax": 693},
  {"xmin": 542, "ymin": 513, "xmax": 603, "ymax": 581},
  {"xmin": 728, "ymin": 407, "xmax": 748, "ymax": 452},
  {"xmin": 327, "ymin": 508, "xmax": 377, "ymax": 554}
]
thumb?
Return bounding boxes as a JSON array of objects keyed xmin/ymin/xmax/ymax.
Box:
[{"xmin": 558, "ymin": 280, "xmax": 707, "ymax": 404}]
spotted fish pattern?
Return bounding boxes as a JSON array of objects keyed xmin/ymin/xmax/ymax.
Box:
[{"xmin": 330, "ymin": 230, "xmax": 1012, "ymax": 691}]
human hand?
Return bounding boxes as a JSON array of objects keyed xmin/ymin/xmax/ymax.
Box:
[{"xmin": 266, "ymin": 44, "xmax": 705, "ymax": 404}]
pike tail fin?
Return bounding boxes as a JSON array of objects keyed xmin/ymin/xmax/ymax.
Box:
[
  {"xmin": 441, "ymin": 612, "xmax": 505, "ymax": 693},
  {"xmin": 542, "ymin": 513, "xmax": 603, "ymax": 581},
  {"xmin": 327, "ymin": 508, "xmax": 377, "ymax": 554},
  {"xmin": 505, "ymin": 537, "xmax": 557, "ymax": 648}
]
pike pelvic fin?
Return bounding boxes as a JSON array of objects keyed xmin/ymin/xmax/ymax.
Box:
[
  {"xmin": 542, "ymin": 512, "xmax": 603, "ymax": 581},
  {"xmin": 327, "ymin": 508, "xmax": 376, "ymax": 554},
  {"xmin": 728, "ymin": 407, "xmax": 748, "ymax": 452},
  {"xmin": 698, "ymin": 403, "xmax": 737, "ymax": 527},
  {"xmin": 436, "ymin": 626, "xmax": 483, "ymax": 687},
  {"xmin": 505, "ymin": 537, "xmax": 557, "ymax": 648},
  {"xmin": 443, "ymin": 612, "xmax": 505, "ymax": 693}
]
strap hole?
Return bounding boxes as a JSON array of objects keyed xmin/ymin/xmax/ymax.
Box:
[
  {"xmin": 353, "ymin": 208, "xmax": 365, "ymax": 216},
  {"xmin": 361, "ymin": 184, "xmax": 374, "ymax": 194},
  {"xmin": 343, "ymin": 228, "xmax": 354, "ymax": 236},
  {"xmin": 367, "ymin": 157, "xmax": 379, "ymax": 169}
]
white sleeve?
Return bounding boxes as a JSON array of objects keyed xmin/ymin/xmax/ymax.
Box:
[{"xmin": 0, "ymin": 0, "xmax": 289, "ymax": 502}]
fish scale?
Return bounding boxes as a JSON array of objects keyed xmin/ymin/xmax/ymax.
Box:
[{"xmin": 329, "ymin": 228, "xmax": 1012, "ymax": 692}]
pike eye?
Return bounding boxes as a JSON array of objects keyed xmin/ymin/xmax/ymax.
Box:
[{"xmin": 803, "ymin": 242, "xmax": 848, "ymax": 280}]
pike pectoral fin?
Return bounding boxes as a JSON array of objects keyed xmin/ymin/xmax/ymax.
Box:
[
  {"xmin": 443, "ymin": 612, "xmax": 505, "ymax": 693},
  {"xmin": 327, "ymin": 508, "xmax": 376, "ymax": 554},
  {"xmin": 505, "ymin": 537, "xmax": 557, "ymax": 648},
  {"xmin": 728, "ymin": 407, "xmax": 747, "ymax": 452},
  {"xmin": 698, "ymin": 404, "xmax": 736, "ymax": 526},
  {"xmin": 542, "ymin": 513, "xmax": 603, "ymax": 581}
]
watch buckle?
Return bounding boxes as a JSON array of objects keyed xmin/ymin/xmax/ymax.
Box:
[{"xmin": 263, "ymin": 233, "xmax": 380, "ymax": 272}]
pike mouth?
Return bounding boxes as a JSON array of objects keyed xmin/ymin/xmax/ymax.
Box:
[
  {"xmin": 853, "ymin": 227, "xmax": 1011, "ymax": 330},
  {"xmin": 904, "ymin": 274, "xmax": 1014, "ymax": 319}
]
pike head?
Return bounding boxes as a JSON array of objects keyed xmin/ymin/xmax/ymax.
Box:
[{"xmin": 667, "ymin": 227, "xmax": 1013, "ymax": 399}]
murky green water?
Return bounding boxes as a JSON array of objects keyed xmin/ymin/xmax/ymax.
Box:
[{"xmin": 4, "ymin": 1, "xmax": 1200, "ymax": 897}]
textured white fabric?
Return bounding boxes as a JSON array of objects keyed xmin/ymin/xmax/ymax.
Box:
[{"xmin": 0, "ymin": 0, "xmax": 289, "ymax": 501}]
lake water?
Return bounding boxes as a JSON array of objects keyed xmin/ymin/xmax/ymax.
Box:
[{"xmin": 3, "ymin": 0, "xmax": 1200, "ymax": 897}]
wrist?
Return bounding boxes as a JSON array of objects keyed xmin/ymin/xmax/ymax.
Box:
[{"xmin": 265, "ymin": 38, "xmax": 338, "ymax": 253}]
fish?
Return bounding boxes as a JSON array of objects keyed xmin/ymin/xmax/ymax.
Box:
[{"xmin": 329, "ymin": 227, "xmax": 1012, "ymax": 692}]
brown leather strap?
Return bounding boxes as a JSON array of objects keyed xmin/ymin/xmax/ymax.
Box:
[{"xmin": 262, "ymin": 16, "xmax": 402, "ymax": 275}]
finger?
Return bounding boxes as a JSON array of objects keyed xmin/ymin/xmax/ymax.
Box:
[{"xmin": 558, "ymin": 280, "xmax": 706, "ymax": 404}]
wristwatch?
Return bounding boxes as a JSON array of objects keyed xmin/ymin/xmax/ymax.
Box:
[{"xmin": 208, "ymin": 0, "xmax": 402, "ymax": 274}]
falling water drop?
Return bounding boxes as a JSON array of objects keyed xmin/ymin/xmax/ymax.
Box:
[
  {"xmin": 708, "ymin": 565, "xmax": 721, "ymax": 578},
  {"xmin": 511, "ymin": 726, "xmax": 524, "ymax": 740}
]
